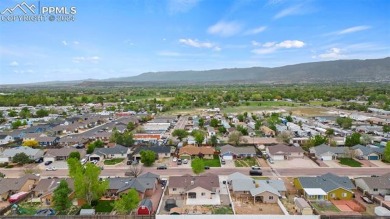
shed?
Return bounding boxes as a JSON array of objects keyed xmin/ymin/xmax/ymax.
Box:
[
  {"xmin": 294, "ymin": 197, "xmax": 313, "ymax": 215},
  {"xmin": 79, "ymin": 209, "xmax": 95, "ymax": 215},
  {"xmin": 137, "ymin": 199, "xmax": 153, "ymax": 215},
  {"xmin": 164, "ymin": 199, "xmax": 177, "ymax": 211},
  {"xmin": 375, "ymin": 206, "xmax": 390, "ymax": 216}
]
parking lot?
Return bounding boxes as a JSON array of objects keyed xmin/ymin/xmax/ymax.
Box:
[{"xmin": 268, "ymin": 158, "xmax": 319, "ymax": 168}]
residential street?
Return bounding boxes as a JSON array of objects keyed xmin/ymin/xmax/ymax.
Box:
[{"xmin": 2, "ymin": 166, "xmax": 389, "ymax": 178}]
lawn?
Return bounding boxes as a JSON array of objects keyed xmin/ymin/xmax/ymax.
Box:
[
  {"xmin": 104, "ymin": 158, "xmax": 124, "ymax": 165},
  {"xmin": 234, "ymin": 157, "xmax": 258, "ymax": 167},
  {"xmin": 95, "ymin": 200, "xmax": 114, "ymax": 213},
  {"xmin": 202, "ymin": 155, "xmax": 221, "ymax": 167},
  {"xmin": 18, "ymin": 202, "xmax": 41, "ymax": 215},
  {"xmin": 338, "ymin": 158, "xmax": 362, "ymax": 167},
  {"xmin": 311, "ymin": 202, "xmax": 340, "ymax": 212},
  {"xmin": 212, "ymin": 207, "xmax": 234, "ymax": 214}
]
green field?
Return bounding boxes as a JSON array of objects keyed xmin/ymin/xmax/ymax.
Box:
[
  {"xmin": 95, "ymin": 200, "xmax": 114, "ymax": 213},
  {"xmin": 311, "ymin": 202, "xmax": 340, "ymax": 212},
  {"xmin": 104, "ymin": 158, "xmax": 125, "ymax": 165},
  {"xmin": 202, "ymin": 155, "xmax": 221, "ymax": 167},
  {"xmin": 234, "ymin": 157, "xmax": 258, "ymax": 167}
]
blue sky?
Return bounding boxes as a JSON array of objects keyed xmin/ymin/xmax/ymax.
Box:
[{"xmin": 0, "ymin": 0, "xmax": 389, "ymax": 84}]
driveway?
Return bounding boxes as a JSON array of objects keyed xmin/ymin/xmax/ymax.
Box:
[
  {"xmin": 355, "ymin": 158, "xmax": 377, "ymax": 167},
  {"xmin": 369, "ymin": 160, "xmax": 390, "ymax": 167},
  {"xmin": 221, "ymin": 159, "xmax": 235, "ymax": 168},
  {"xmin": 268, "ymin": 158, "xmax": 319, "ymax": 168},
  {"xmin": 323, "ymin": 160, "xmax": 342, "ymax": 168},
  {"xmin": 38, "ymin": 161, "xmax": 69, "ymax": 170}
]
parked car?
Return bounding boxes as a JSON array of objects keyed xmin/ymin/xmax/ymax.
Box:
[
  {"xmin": 356, "ymin": 156, "xmax": 364, "ymax": 160},
  {"xmin": 268, "ymin": 158, "xmax": 274, "ymax": 164},
  {"xmin": 91, "ymin": 160, "xmax": 98, "ymax": 164},
  {"xmin": 173, "ymin": 157, "xmax": 177, "ymax": 162},
  {"xmin": 249, "ymin": 170, "xmax": 263, "ymax": 176},
  {"xmin": 80, "ymin": 158, "xmax": 87, "ymax": 165},
  {"xmin": 35, "ymin": 209, "xmax": 56, "ymax": 216},
  {"xmin": 44, "ymin": 161, "xmax": 53, "ymax": 166},
  {"xmin": 251, "ymin": 165, "xmax": 261, "ymax": 170},
  {"xmin": 35, "ymin": 157, "xmax": 43, "ymax": 163},
  {"xmin": 183, "ymin": 159, "xmax": 188, "ymax": 164},
  {"xmin": 46, "ymin": 167, "xmax": 57, "ymax": 171},
  {"xmin": 204, "ymin": 166, "xmax": 210, "ymax": 170},
  {"xmin": 157, "ymin": 165, "xmax": 167, "ymax": 170},
  {"xmin": 0, "ymin": 172, "xmax": 5, "ymax": 178},
  {"xmin": 221, "ymin": 159, "xmax": 226, "ymax": 165},
  {"xmin": 177, "ymin": 159, "xmax": 182, "ymax": 165}
]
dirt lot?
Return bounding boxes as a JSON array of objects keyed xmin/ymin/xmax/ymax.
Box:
[{"xmin": 234, "ymin": 200, "xmax": 283, "ymax": 215}]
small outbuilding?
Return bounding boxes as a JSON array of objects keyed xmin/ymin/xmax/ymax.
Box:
[
  {"xmin": 137, "ymin": 199, "xmax": 153, "ymax": 215},
  {"xmin": 294, "ymin": 197, "xmax": 313, "ymax": 215},
  {"xmin": 164, "ymin": 199, "xmax": 177, "ymax": 212}
]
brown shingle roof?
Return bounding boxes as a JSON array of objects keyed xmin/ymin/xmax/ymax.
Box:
[
  {"xmin": 169, "ymin": 173, "xmax": 219, "ymax": 191},
  {"xmin": 267, "ymin": 144, "xmax": 304, "ymax": 155},
  {"xmin": 179, "ymin": 146, "xmax": 215, "ymax": 156}
]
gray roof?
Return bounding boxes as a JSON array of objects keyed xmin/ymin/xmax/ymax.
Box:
[
  {"xmin": 107, "ymin": 174, "xmax": 156, "ymax": 194},
  {"xmin": 33, "ymin": 178, "xmax": 74, "ymax": 196},
  {"xmin": 0, "ymin": 174, "xmax": 39, "ymax": 195},
  {"xmin": 297, "ymin": 173, "xmax": 355, "ymax": 192},
  {"xmin": 1, "ymin": 146, "xmax": 44, "ymax": 157},
  {"xmin": 258, "ymin": 180, "xmax": 287, "ymax": 192},
  {"xmin": 0, "ymin": 134, "xmax": 9, "ymax": 140},
  {"xmin": 267, "ymin": 144, "xmax": 304, "ymax": 155},
  {"xmin": 45, "ymin": 148, "xmax": 84, "ymax": 158},
  {"xmin": 352, "ymin": 145, "xmax": 384, "ymax": 156},
  {"xmin": 231, "ymin": 179, "xmax": 256, "ymax": 192},
  {"xmin": 229, "ymin": 173, "xmax": 286, "ymax": 195},
  {"xmin": 133, "ymin": 146, "xmax": 171, "ymax": 155},
  {"xmin": 228, "ymin": 172, "xmax": 251, "ymax": 182},
  {"xmin": 250, "ymin": 182, "xmax": 281, "ymax": 197},
  {"xmin": 220, "ymin": 145, "xmax": 256, "ymax": 155},
  {"xmin": 169, "ymin": 173, "xmax": 219, "ymax": 192},
  {"xmin": 139, "ymin": 198, "xmax": 153, "ymax": 209},
  {"xmin": 79, "ymin": 209, "xmax": 95, "ymax": 215},
  {"xmin": 311, "ymin": 144, "xmax": 347, "ymax": 155},
  {"xmin": 139, "ymin": 172, "xmax": 159, "ymax": 179},
  {"xmin": 93, "ymin": 144, "xmax": 128, "ymax": 156},
  {"xmin": 357, "ymin": 172, "xmax": 390, "ymax": 189}
]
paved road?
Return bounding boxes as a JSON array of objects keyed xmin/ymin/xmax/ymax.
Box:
[{"xmin": 2, "ymin": 167, "xmax": 389, "ymax": 178}]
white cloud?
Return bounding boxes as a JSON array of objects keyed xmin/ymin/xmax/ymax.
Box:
[
  {"xmin": 317, "ymin": 48, "xmax": 345, "ymax": 59},
  {"xmin": 207, "ymin": 21, "xmax": 241, "ymax": 37},
  {"xmin": 62, "ymin": 40, "xmax": 80, "ymax": 46},
  {"xmin": 168, "ymin": 0, "xmax": 201, "ymax": 14},
  {"xmin": 13, "ymin": 69, "xmax": 34, "ymax": 74},
  {"xmin": 73, "ymin": 41, "xmax": 80, "ymax": 45},
  {"xmin": 157, "ymin": 51, "xmax": 182, "ymax": 57},
  {"xmin": 179, "ymin": 38, "xmax": 220, "ymax": 51},
  {"xmin": 72, "ymin": 56, "xmax": 101, "ymax": 63},
  {"xmin": 336, "ymin": 25, "xmax": 371, "ymax": 35},
  {"xmin": 9, "ymin": 61, "xmax": 19, "ymax": 66},
  {"xmin": 251, "ymin": 40, "xmax": 305, "ymax": 54},
  {"xmin": 62, "ymin": 41, "xmax": 68, "ymax": 46},
  {"xmin": 274, "ymin": 4, "xmax": 303, "ymax": 19},
  {"xmin": 244, "ymin": 26, "xmax": 267, "ymax": 35}
]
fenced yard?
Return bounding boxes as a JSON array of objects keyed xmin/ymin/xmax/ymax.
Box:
[{"xmin": 234, "ymin": 157, "xmax": 258, "ymax": 167}]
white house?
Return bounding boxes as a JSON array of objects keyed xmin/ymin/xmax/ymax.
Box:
[{"xmin": 0, "ymin": 134, "xmax": 13, "ymax": 145}]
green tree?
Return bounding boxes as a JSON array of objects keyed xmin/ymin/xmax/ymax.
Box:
[
  {"xmin": 12, "ymin": 152, "xmax": 30, "ymax": 165},
  {"xmin": 69, "ymin": 151, "xmax": 81, "ymax": 160},
  {"xmin": 87, "ymin": 140, "xmax": 104, "ymax": 154},
  {"xmin": 277, "ymin": 131, "xmax": 292, "ymax": 144},
  {"xmin": 172, "ymin": 129, "xmax": 188, "ymax": 141},
  {"xmin": 110, "ymin": 130, "xmax": 134, "ymax": 147},
  {"xmin": 191, "ymin": 158, "xmax": 205, "ymax": 175},
  {"xmin": 194, "ymin": 132, "xmax": 205, "ymax": 146},
  {"xmin": 228, "ymin": 131, "xmax": 245, "ymax": 146},
  {"xmin": 140, "ymin": 150, "xmax": 156, "ymax": 166},
  {"xmin": 67, "ymin": 159, "xmax": 108, "ymax": 205},
  {"xmin": 35, "ymin": 109, "xmax": 49, "ymax": 118},
  {"xmin": 237, "ymin": 114, "xmax": 244, "ymax": 122},
  {"xmin": 198, "ymin": 118, "xmax": 205, "ymax": 128},
  {"xmin": 383, "ymin": 125, "xmax": 390, "ymax": 133},
  {"xmin": 11, "ymin": 120, "xmax": 23, "ymax": 129},
  {"xmin": 52, "ymin": 180, "xmax": 72, "ymax": 212},
  {"xmin": 285, "ymin": 115, "xmax": 293, "ymax": 122},
  {"xmin": 8, "ymin": 110, "xmax": 17, "ymax": 117},
  {"xmin": 255, "ymin": 120, "xmax": 262, "ymax": 130},
  {"xmin": 210, "ymin": 118, "xmax": 219, "ymax": 128},
  {"xmin": 383, "ymin": 142, "xmax": 390, "ymax": 162},
  {"xmin": 345, "ymin": 132, "xmax": 361, "ymax": 147},
  {"xmin": 114, "ymin": 189, "xmax": 140, "ymax": 214},
  {"xmin": 127, "ymin": 122, "xmax": 136, "ymax": 131},
  {"xmin": 210, "ymin": 135, "xmax": 218, "ymax": 146},
  {"xmin": 236, "ymin": 125, "xmax": 248, "ymax": 135},
  {"xmin": 19, "ymin": 107, "xmax": 31, "ymax": 119},
  {"xmin": 336, "ymin": 117, "xmax": 353, "ymax": 129}
]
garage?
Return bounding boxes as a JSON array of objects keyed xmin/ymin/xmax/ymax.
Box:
[
  {"xmin": 272, "ymin": 155, "xmax": 285, "ymax": 161},
  {"xmin": 320, "ymin": 155, "xmax": 333, "ymax": 161},
  {"xmin": 222, "ymin": 155, "xmax": 233, "ymax": 160},
  {"xmin": 43, "ymin": 157, "xmax": 55, "ymax": 163},
  {"xmin": 368, "ymin": 155, "xmax": 379, "ymax": 160}
]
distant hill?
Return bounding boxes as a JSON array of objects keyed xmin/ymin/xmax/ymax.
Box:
[{"xmin": 105, "ymin": 57, "xmax": 390, "ymax": 83}]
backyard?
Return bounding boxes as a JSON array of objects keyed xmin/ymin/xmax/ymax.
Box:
[
  {"xmin": 212, "ymin": 206, "xmax": 234, "ymax": 214},
  {"xmin": 94, "ymin": 200, "xmax": 114, "ymax": 213},
  {"xmin": 202, "ymin": 155, "xmax": 221, "ymax": 167},
  {"xmin": 311, "ymin": 201, "xmax": 340, "ymax": 213},
  {"xmin": 104, "ymin": 158, "xmax": 124, "ymax": 165},
  {"xmin": 338, "ymin": 158, "xmax": 362, "ymax": 167},
  {"xmin": 235, "ymin": 157, "xmax": 258, "ymax": 167}
]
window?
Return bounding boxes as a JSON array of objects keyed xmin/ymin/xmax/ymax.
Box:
[
  {"xmin": 331, "ymin": 193, "xmax": 336, "ymax": 198},
  {"xmin": 342, "ymin": 193, "xmax": 347, "ymax": 197},
  {"xmin": 173, "ymin": 188, "xmax": 177, "ymax": 191},
  {"xmin": 269, "ymin": 196, "xmax": 274, "ymax": 200},
  {"xmin": 201, "ymin": 192, "xmax": 206, "ymax": 196},
  {"xmin": 373, "ymin": 188, "xmax": 378, "ymax": 192}
]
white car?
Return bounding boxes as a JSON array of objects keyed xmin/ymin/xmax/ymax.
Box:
[
  {"xmin": 91, "ymin": 160, "xmax": 98, "ymax": 164},
  {"xmin": 183, "ymin": 159, "xmax": 188, "ymax": 164},
  {"xmin": 46, "ymin": 167, "xmax": 57, "ymax": 171},
  {"xmin": 172, "ymin": 157, "xmax": 177, "ymax": 162}
]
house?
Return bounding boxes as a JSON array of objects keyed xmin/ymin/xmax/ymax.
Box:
[
  {"xmin": 0, "ymin": 134, "xmax": 13, "ymax": 145},
  {"xmin": 137, "ymin": 199, "xmax": 153, "ymax": 215},
  {"xmin": 261, "ymin": 126, "xmax": 276, "ymax": 137},
  {"xmin": 227, "ymin": 172, "xmax": 286, "ymax": 204},
  {"xmin": 134, "ymin": 134, "xmax": 161, "ymax": 144},
  {"xmin": 219, "ymin": 144, "xmax": 256, "ymax": 160},
  {"xmin": 294, "ymin": 197, "xmax": 313, "ymax": 215},
  {"xmin": 241, "ymin": 137, "xmax": 279, "ymax": 145},
  {"xmin": 266, "ymin": 144, "xmax": 305, "ymax": 161},
  {"xmin": 58, "ymin": 136, "xmax": 88, "ymax": 147},
  {"xmin": 168, "ymin": 173, "xmax": 220, "ymax": 205},
  {"xmin": 89, "ymin": 144, "xmax": 130, "ymax": 161},
  {"xmin": 132, "ymin": 146, "xmax": 171, "ymax": 161},
  {"xmin": 294, "ymin": 173, "xmax": 355, "ymax": 201},
  {"xmin": 351, "ymin": 145, "xmax": 384, "ymax": 160},
  {"xmin": 0, "ymin": 174, "xmax": 39, "ymax": 201},
  {"xmin": 105, "ymin": 172, "xmax": 159, "ymax": 199},
  {"xmin": 35, "ymin": 136, "xmax": 59, "ymax": 147},
  {"xmin": 0, "ymin": 146, "xmax": 44, "ymax": 163},
  {"xmin": 207, "ymin": 127, "xmax": 216, "ymax": 137},
  {"xmin": 355, "ymin": 172, "xmax": 390, "ymax": 196},
  {"xmin": 309, "ymin": 144, "xmax": 348, "ymax": 161},
  {"xmin": 44, "ymin": 148, "xmax": 85, "ymax": 162},
  {"xmin": 23, "ymin": 133, "xmax": 43, "ymax": 141},
  {"xmin": 178, "ymin": 146, "xmax": 215, "ymax": 159},
  {"xmin": 33, "ymin": 178, "xmax": 74, "ymax": 205}
]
